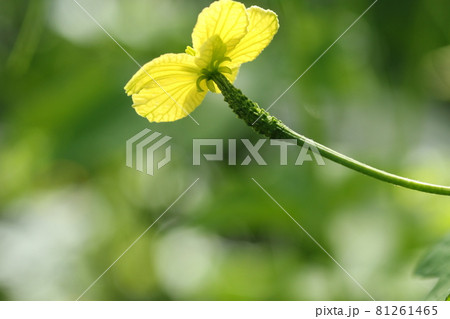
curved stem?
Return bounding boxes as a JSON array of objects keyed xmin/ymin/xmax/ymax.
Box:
[{"xmin": 211, "ymin": 72, "xmax": 450, "ymax": 196}]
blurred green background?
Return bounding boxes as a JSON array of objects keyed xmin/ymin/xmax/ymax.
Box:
[{"xmin": 0, "ymin": 0, "xmax": 449, "ymax": 300}]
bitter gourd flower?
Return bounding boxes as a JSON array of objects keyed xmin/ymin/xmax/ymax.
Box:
[
  {"xmin": 123, "ymin": 1, "xmax": 450, "ymax": 195},
  {"xmin": 124, "ymin": 0, "xmax": 279, "ymax": 122}
]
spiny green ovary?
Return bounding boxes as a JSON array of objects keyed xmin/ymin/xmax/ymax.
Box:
[{"xmin": 210, "ymin": 72, "xmax": 291, "ymax": 139}]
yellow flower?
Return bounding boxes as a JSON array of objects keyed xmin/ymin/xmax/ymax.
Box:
[{"xmin": 124, "ymin": 0, "xmax": 279, "ymax": 122}]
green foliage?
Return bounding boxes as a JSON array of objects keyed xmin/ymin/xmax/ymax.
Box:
[{"xmin": 415, "ymin": 234, "xmax": 450, "ymax": 301}]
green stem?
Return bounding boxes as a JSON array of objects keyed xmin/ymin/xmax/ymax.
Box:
[{"xmin": 211, "ymin": 72, "xmax": 450, "ymax": 196}]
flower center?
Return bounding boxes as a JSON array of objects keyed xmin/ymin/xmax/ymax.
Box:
[{"xmin": 193, "ymin": 35, "xmax": 233, "ymax": 92}]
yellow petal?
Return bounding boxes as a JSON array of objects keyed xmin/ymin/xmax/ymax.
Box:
[
  {"xmin": 228, "ymin": 6, "xmax": 279, "ymax": 65},
  {"xmin": 192, "ymin": 0, "xmax": 248, "ymax": 53},
  {"xmin": 223, "ymin": 66, "xmax": 239, "ymax": 87},
  {"xmin": 124, "ymin": 53, "xmax": 206, "ymax": 122}
]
